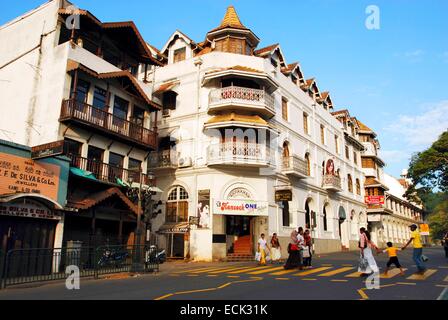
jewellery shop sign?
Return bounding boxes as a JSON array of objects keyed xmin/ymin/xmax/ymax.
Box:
[{"xmin": 213, "ymin": 199, "xmax": 269, "ymax": 216}]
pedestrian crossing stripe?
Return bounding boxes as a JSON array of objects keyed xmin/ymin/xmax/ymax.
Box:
[
  {"xmin": 380, "ymin": 268, "xmax": 407, "ymax": 279},
  {"xmin": 407, "ymin": 269, "xmax": 437, "ymax": 280},
  {"xmin": 227, "ymin": 266, "xmax": 272, "ymax": 274},
  {"xmin": 295, "ymin": 267, "xmax": 333, "ymax": 276},
  {"xmin": 318, "ymin": 267, "xmax": 354, "ymax": 277},
  {"xmin": 270, "ymin": 268, "xmax": 302, "ymax": 276},
  {"xmin": 444, "ymin": 275, "xmax": 448, "ymax": 282},
  {"xmin": 188, "ymin": 266, "xmax": 244, "ymax": 274},
  {"xmin": 181, "ymin": 266, "xmax": 227, "ymax": 274},
  {"xmin": 247, "ymin": 266, "xmax": 285, "ymax": 275},
  {"xmin": 208, "ymin": 266, "xmax": 252, "ymax": 274},
  {"xmin": 345, "ymin": 271, "xmax": 363, "ymax": 278}
]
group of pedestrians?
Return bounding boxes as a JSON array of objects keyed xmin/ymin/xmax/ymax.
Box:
[
  {"xmin": 357, "ymin": 224, "xmax": 429, "ymax": 276},
  {"xmin": 283, "ymin": 227, "xmax": 313, "ymax": 270},
  {"xmin": 256, "ymin": 227, "xmax": 313, "ymax": 269}
]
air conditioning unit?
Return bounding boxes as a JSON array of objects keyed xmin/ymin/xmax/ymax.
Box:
[
  {"xmin": 178, "ymin": 156, "xmax": 192, "ymax": 168},
  {"xmin": 162, "ymin": 109, "xmax": 171, "ymax": 117}
]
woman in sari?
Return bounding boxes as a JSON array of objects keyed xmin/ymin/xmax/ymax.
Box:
[
  {"xmin": 358, "ymin": 227, "xmax": 380, "ymax": 275},
  {"xmin": 284, "ymin": 230, "xmax": 301, "ymax": 269},
  {"xmin": 270, "ymin": 233, "xmax": 282, "ymax": 264}
]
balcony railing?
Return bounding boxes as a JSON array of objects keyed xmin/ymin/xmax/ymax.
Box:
[
  {"xmin": 282, "ymin": 156, "xmax": 309, "ymax": 178},
  {"xmin": 322, "ymin": 174, "xmax": 342, "ymax": 191},
  {"xmin": 148, "ymin": 151, "xmax": 178, "ymax": 169},
  {"xmin": 207, "ymin": 142, "xmax": 271, "ymax": 167},
  {"xmin": 70, "ymin": 155, "xmax": 151, "ymax": 185},
  {"xmin": 209, "ymin": 86, "xmax": 275, "ymax": 115},
  {"xmin": 60, "ymin": 99, "xmax": 157, "ymax": 149}
]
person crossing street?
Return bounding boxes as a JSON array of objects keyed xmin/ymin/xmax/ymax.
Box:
[{"xmin": 402, "ymin": 224, "xmax": 427, "ymax": 274}]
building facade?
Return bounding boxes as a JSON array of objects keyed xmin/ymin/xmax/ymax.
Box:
[
  {"xmin": 142, "ymin": 6, "xmax": 368, "ymax": 261},
  {"xmin": 0, "ymin": 0, "xmax": 162, "ymax": 248}
]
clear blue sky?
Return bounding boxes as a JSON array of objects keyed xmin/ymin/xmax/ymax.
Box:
[{"xmin": 2, "ymin": 0, "xmax": 448, "ymax": 178}]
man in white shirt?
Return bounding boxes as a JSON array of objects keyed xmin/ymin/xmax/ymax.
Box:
[{"xmin": 297, "ymin": 227, "xmax": 305, "ymax": 270}]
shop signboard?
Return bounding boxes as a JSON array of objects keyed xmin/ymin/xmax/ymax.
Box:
[
  {"xmin": 275, "ymin": 189, "xmax": 292, "ymax": 202},
  {"xmin": 365, "ymin": 195, "xmax": 385, "ymax": 205},
  {"xmin": 0, "ymin": 152, "xmax": 60, "ymax": 202},
  {"xmin": 420, "ymin": 224, "xmax": 430, "ymax": 236},
  {"xmin": 0, "ymin": 202, "xmax": 61, "ymax": 220},
  {"xmin": 213, "ymin": 199, "xmax": 269, "ymax": 216},
  {"xmin": 31, "ymin": 140, "xmax": 64, "ymax": 160}
]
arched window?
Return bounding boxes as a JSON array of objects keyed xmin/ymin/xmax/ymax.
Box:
[
  {"xmin": 166, "ymin": 186, "xmax": 189, "ymax": 223},
  {"xmin": 356, "ymin": 178, "xmax": 361, "ymax": 195},
  {"xmin": 305, "ymin": 200, "xmax": 311, "ymax": 229},
  {"xmin": 305, "ymin": 153, "xmax": 311, "ymax": 176},
  {"xmin": 347, "ymin": 174, "xmax": 353, "ymax": 193},
  {"xmin": 323, "ymin": 205, "xmax": 328, "ymax": 231}
]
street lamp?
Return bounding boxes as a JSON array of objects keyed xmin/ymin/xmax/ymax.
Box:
[{"xmin": 128, "ymin": 173, "xmax": 144, "ymax": 273}]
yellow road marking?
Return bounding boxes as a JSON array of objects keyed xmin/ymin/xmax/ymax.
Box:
[
  {"xmin": 294, "ymin": 267, "xmax": 333, "ymax": 276},
  {"xmin": 396, "ymin": 282, "xmax": 416, "ymax": 285},
  {"xmin": 381, "ymin": 268, "xmax": 407, "ymax": 279},
  {"xmin": 318, "ymin": 267, "xmax": 354, "ymax": 277},
  {"xmin": 227, "ymin": 266, "xmax": 271, "ymax": 274},
  {"xmin": 358, "ymin": 289, "xmax": 369, "ymax": 300},
  {"xmin": 444, "ymin": 275, "xmax": 448, "ymax": 282},
  {"xmin": 250, "ymin": 277, "xmax": 264, "ymax": 280},
  {"xmin": 342, "ymin": 264, "xmax": 353, "ymax": 267},
  {"xmin": 275, "ymin": 278, "xmax": 289, "ymax": 280},
  {"xmin": 247, "ymin": 266, "xmax": 285, "ymax": 275},
  {"xmin": 302, "ymin": 278, "xmax": 317, "ymax": 281},
  {"xmin": 206, "ymin": 275, "xmax": 218, "ymax": 277},
  {"xmin": 208, "ymin": 266, "xmax": 251, "ymax": 274},
  {"xmin": 345, "ymin": 271, "xmax": 363, "ymax": 278},
  {"xmin": 331, "ymin": 279, "xmax": 349, "ymax": 282},
  {"xmin": 187, "ymin": 274, "xmax": 199, "ymax": 277},
  {"xmin": 169, "ymin": 274, "xmax": 180, "ymax": 276},
  {"xmin": 153, "ymin": 278, "xmax": 262, "ymax": 300},
  {"xmin": 185, "ymin": 266, "xmax": 232, "ymax": 274},
  {"xmin": 227, "ymin": 275, "xmax": 240, "ymax": 278},
  {"xmin": 320, "ymin": 264, "xmax": 333, "ymax": 266},
  {"xmin": 270, "ymin": 268, "xmax": 301, "ymax": 276},
  {"xmin": 407, "ymin": 269, "xmax": 437, "ymax": 280}
]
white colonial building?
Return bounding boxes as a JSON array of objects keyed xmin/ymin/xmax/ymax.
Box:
[{"xmin": 143, "ymin": 6, "xmax": 368, "ymax": 261}]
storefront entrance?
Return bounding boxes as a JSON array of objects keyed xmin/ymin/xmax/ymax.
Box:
[
  {"xmin": 226, "ymin": 216, "xmax": 254, "ymax": 255},
  {"xmin": 166, "ymin": 234, "xmax": 185, "ymax": 258}
]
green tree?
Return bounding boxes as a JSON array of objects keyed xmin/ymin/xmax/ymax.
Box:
[{"xmin": 406, "ymin": 130, "xmax": 448, "ymax": 240}]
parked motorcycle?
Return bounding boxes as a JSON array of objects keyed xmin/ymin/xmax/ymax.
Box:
[
  {"xmin": 98, "ymin": 248, "xmax": 129, "ymax": 267},
  {"xmin": 145, "ymin": 245, "xmax": 166, "ymax": 264}
]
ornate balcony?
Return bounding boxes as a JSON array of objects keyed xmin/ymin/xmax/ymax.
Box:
[
  {"xmin": 208, "ymin": 86, "xmax": 275, "ymax": 117},
  {"xmin": 322, "ymin": 174, "xmax": 342, "ymax": 192},
  {"xmin": 148, "ymin": 151, "xmax": 178, "ymax": 170},
  {"xmin": 282, "ymin": 156, "xmax": 308, "ymax": 178},
  {"xmin": 69, "ymin": 155, "xmax": 152, "ymax": 185},
  {"xmin": 60, "ymin": 99, "xmax": 157, "ymax": 150},
  {"xmin": 207, "ymin": 142, "xmax": 271, "ymax": 167}
]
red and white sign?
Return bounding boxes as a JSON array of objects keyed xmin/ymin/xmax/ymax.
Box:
[
  {"xmin": 213, "ymin": 199, "xmax": 268, "ymax": 216},
  {"xmin": 365, "ymin": 195, "xmax": 385, "ymax": 205}
]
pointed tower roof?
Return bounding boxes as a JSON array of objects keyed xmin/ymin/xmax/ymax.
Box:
[
  {"xmin": 220, "ymin": 5, "xmax": 246, "ymax": 29},
  {"xmin": 207, "ymin": 6, "xmax": 259, "ymax": 46}
]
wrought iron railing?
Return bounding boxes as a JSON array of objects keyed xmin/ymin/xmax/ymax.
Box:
[
  {"xmin": 0, "ymin": 244, "xmax": 159, "ymax": 289},
  {"xmin": 322, "ymin": 174, "xmax": 342, "ymax": 190},
  {"xmin": 148, "ymin": 151, "xmax": 178, "ymax": 169},
  {"xmin": 69, "ymin": 154, "xmax": 151, "ymax": 185},
  {"xmin": 209, "ymin": 86, "xmax": 275, "ymax": 114},
  {"xmin": 207, "ymin": 142, "xmax": 271, "ymax": 165},
  {"xmin": 60, "ymin": 99, "xmax": 157, "ymax": 149},
  {"xmin": 282, "ymin": 156, "xmax": 309, "ymax": 176}
]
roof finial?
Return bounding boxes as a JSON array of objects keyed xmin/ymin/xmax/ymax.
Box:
[{"xmin": 220, "ymin": 5, "xmax": 244, "ymax": 28}]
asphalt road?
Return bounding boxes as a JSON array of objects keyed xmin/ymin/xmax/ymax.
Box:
[{"xmin": 0, "ymin": 247, "xmax": 447, "ymax": 300}]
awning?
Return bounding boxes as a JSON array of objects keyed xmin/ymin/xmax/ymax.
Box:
[
  {"xmin": 204, "ymin": 112, "xmax": 268, "ymax": 129},
  {"xmin": 157, "ymin": 222, "xmax": 189, "ymax": 234},
  {"xmin": 339, "ymin": 206, "xmax": 347, "ymax": 220},
  {"xmin": 66, "ymin": 187, "xmax": 138, "ymax": 215},
  {"xmin": 70, "ymin": 167, "xmax": 98, "ymax": 181},
  {"xmin": 154, "ymin": 81, "xmax": 179, "ymax": 94}
]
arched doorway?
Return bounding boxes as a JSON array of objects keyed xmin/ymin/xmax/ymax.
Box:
[
  {"xmin": 338, "ymin": 206, "xmax": 349, "ymax": 247},
  {"xmin": 165, "ymin": 185, "xmax": 189, "ymax": 258}
]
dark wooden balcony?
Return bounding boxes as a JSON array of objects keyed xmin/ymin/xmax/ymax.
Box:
[
  {"xmin": 70, "ymin": 154, "xmax": 152, "ymax": 186},
  {"xmin": 60, "ymin": 99, "xmax": 157, "ymax": 150}
]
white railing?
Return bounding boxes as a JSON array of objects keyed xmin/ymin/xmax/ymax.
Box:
[
  {"xmin": 209, "ymin": 86, "xmax": 275, "ymax": 114},
  {"xmin": 207, "ymin": 142, "xmax": 271, "ymax": 166},
  {"xmin": 282, "ymin": 156, "xmax": 308, "ymax": 177},
  {"xmin": 322, "ymin": 174, "xmax": 342, "ymax": 191}
]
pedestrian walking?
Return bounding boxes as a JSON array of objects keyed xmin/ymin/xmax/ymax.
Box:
[
  {"xmin": 303, "ymin": 229, "xmax": 313, "ymax": 268},
  {"xmin": 379, "ymin": 242, "xmax": 405, "ymax": 276},
  {"xmin": 358, "ymin": 227, "xmax": 379, "ymax": 275},
  {"xmin": 443, "ymin": 232, "xmax": 448, "ymax": 259},
  {"xmin": 284, "ymin": 230, "xmax": 301, "ymax": 269},
  {"xmin": 296, "ymin": 227, "xmax": 305, "ymax": 270},
  {"xmin": 402, "ymin": 224, "xmax": 427, "ymax": 274},
  {"xmin": 257, "ymin": 233, "xmax": 270, "ymax": 266},
  {"xmin": 270, "ymin": 233, "xmax": 282, "ymax": 264}
]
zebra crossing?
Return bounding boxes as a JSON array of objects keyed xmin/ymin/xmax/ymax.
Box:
[{"xmin": 173, "ymin": 264, "xmax": 442, "ymax": 281}]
